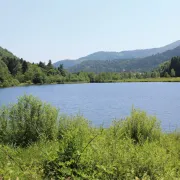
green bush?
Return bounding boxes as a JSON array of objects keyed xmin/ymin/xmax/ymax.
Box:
[
  {"xmin": 10, "ymin": 79, "xmax": 20, "ymax": 86},
  {"xmin": 2, "ymin": 80, "xmax": 10, "ymax": 87},
  {"xmin": 1, "ymin": 79, "xmax": 19, "ymax": 87},
  {"xmin": 44, "ymin": 115, "xmax": 94, "ymax": 179},
  {"xmin": 119, "ymin": 109, "xmax": 161, "ymax": 143},
  {"xmin": 0, "ymin": 95, "xmax": 58, "ymax": 147},
  {"xmin": 25, "ymin": 80, "xmax": 32, "ymax": 84}
]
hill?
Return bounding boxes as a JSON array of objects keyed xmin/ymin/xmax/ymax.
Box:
[
  {"xmin": 53, "ymin": 40, "xmax": 180, "ymax": 68},
  {"xmin": 68, "ymin": 46, "xmax": 180, "ymax": 73},
  {"xmin": 53, "ymin": 59, "xmax": 79, "ymax": 69},
  {"xmin": 0, "ymin": 47, "xmax": 20, "ymax": 86},
  {"xmin": 0, "ymin": 46, "xmax": 17, "ymax": 60}
]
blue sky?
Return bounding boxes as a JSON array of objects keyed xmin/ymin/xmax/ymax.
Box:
[{"xmin": 0, "ymin": 0, "xmax": 180, "ymax": 63}]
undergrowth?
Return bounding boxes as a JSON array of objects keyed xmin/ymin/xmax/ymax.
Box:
[{"xmin": 0, "ymin": 95, "xmax": 180, "ymax": 179}]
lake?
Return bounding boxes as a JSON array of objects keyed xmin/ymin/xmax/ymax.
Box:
[{"xmin": 0, "ymin": 83, "xmax": 180, "ymax": 131}]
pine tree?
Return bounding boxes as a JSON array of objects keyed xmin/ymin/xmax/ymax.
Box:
[
  {"xmin": 58, "ymin": 64, "xmax": 66, "ymax": 76},
  {"xmin": 22, "ymin": 60, "xmax": 28, "ymax": 74}
]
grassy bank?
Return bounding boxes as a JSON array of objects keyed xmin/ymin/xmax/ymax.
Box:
[
  {"xmin": 97, "ymin": 77, "xmax": 180, "ymax": 83},
  {"xmin": 120, "ymin": 77, "xmax": 180, "ymax": 82},
  {"xmin": 0, "ymin": 95, "xmax": 180, "ymax": 179},
  {"xmin": 16, "ymin": 77, "xmax": 180, "ymax": 85},
  {"xmin": 1, "ymin": 77, "xmax": 180, "ymax": 89}
]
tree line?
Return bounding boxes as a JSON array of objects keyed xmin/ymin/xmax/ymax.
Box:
[{"xmin": 1, "ymin": 54, "xmax": 180, "ymax": 87}]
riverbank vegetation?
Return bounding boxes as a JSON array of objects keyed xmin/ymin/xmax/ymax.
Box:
[
  {"xmin": 0, "ymin": 95, "xmax": 180, "ymax": 179},
  {"xmin": 1, "ymin": 46, "xmax": 180, "ymax": 87}
]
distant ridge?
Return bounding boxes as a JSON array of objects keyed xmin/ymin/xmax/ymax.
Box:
[
  {"xmin": 53, "ymin": 40, "xmax": 180, "ymax": 68},
  {"xmin": 68, "ymin": 45, "xmax": 180, "ymax": 73}
]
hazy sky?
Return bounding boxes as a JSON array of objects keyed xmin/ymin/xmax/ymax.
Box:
[{"xmin": 1, "ymin": 0, "xmax": 180, "ymax": 63}]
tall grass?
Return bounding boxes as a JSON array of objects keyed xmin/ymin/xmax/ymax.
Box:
[{"xmin": 0, "ymin": 95, "xmax": 180, "ymax": 179}]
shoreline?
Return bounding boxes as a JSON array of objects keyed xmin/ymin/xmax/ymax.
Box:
[{"xmin": 1, "ymin": 77, "xmax": 180, "ymax": 88}]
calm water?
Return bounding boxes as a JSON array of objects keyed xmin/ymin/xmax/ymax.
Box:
[{"xmin": 0, "ymin": 83, "xmax": 180, "ymax": 131}]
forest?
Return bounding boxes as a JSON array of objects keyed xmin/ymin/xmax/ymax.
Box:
[
  {"xmin": 68, "ymin": 46, "xmax": 180, "ymax": 73},
  {"xmin": 1, "ymin": 46, "xmax": 180, "ymax": 88},
  {"xmin": 0, "ymin": 95, "xmax": 180, "ymax": 179}
]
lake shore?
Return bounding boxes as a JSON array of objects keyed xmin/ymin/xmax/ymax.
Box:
[{"xmin": 1, "ymin": 77, "xmax": 180, "ymax": 88}]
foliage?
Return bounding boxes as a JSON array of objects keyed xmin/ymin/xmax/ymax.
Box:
[
  {"xmin": 22, "ymin": 60, "xmax": 28, "ymax": 73},
  {"xmin": 170, "ymin": 56, "xmax": 180, "ymax": 76},
  {"xmin": 155, "ymin": 56, "xmax": 180, "ymax": 77},
  {"xmin": 170, "ymin": 68, "xmax": 176, "ymax": 77},
  {"xmin": 58, "ymin": 64, "xmax": 66, "ymax": 76},
  {"xmin": 0, "ymin": 46, "xmax": 17, "ymax": 59},
  {"xmin": 0, "ymin": 95, "xmax": 58, "ymax": 147},
  {"xmin": 0, "ymin": 96, "xmax": 180, "ymax": 179},
  {"xmin": 0, "ymin": 60, "xmax": 20, "ymax": 87},
  {"xmin": 2, "ymin": 57, "xmax": 21, "ymax": 75},
  {"xmin": 117, "ymin": 109, "xmax": 161, "ymax": 144}
]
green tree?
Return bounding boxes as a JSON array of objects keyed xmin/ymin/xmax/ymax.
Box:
[
  {"xmin": 24, "ymin": 65, "xmax": 46, "ymax": 84},
  {"xmin": 164, "ymin": 72, "xmax": 170, "ymax": 77},
  {"xmin": 58, "ymin": 64, "xmax": 66, "ymax": 76},
  {"xmin": 2, "ymin": 57, "xmax": 21, "ymax": 76},
  {"xmin": 170, "ymin": 57, "xmax": 180, "ymax": 77},
  {"xmin": 170, "ymin": 69, "xmax": 176, "ymax": 77},
  {"xmin": 48, "ymin": 69, "xmax": 58, "ymax": 76},
  {"xmin": 33, "ymin": 69, "xmax": 46, "ymax": 84},
  {"xmin": 15, "ymin": 72, "xmax": 25, "ymax": 83},
  {"xmin": 128, "ymin": 72, "xmax": 132, "ymax": 79},
  {"xmin": 88, "ymin": 72, "xmax": 96, "ymax": 82},
  {"xmin": 151, "ymin": 72, "xmax": 158, "ymax": 78},
  {"xmin": 38, "ymin": 61, "xmax": 46, "ymax": 69},
  {"xmin": 0, "ymin": 60, "xmax": 11, "ymax": 85},
  {"xmin": 136, "ymin": 73, "xmax": 142, "ymax": 79},
  {"xmin": 22, "ymin": 60, "xmax": 28, "ymax": 74},
  {"xmin": 47, "ymin": 60, "xmax": 53, "ymax": 69}
]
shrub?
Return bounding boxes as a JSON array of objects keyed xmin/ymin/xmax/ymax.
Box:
[
  {"xmin": 43, "ymin": 115, "xmax": 96, "ymax": 179},
  {"xmin": 0, "ymin": 95, "xmax": 58, "ymax": 147},
  {"xmin": 116, "ymin": 109, "xmax": 161, "ymax": 144},
  {"xmin": 25, "ymin": 80, "xmax": 32, "ymax": 84},
  {"xmin": 2, "ymin": 80, "xmax": 10, "ymax": 87},
  {"xmin": 10, "ymin": 79, "xmax": 19, "ymax": 86}
]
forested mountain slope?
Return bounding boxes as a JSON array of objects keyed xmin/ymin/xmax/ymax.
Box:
[
  {"xmin": 54, "ymin": 40, "xmax": 180, "ymax": 68},
  {"xmin": 69, "ymin": 46, "xmax": 180, "ymax": 73}
]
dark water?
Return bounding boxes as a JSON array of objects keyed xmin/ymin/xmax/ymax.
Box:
[{"xmin": 0, "ymin": 83, "xmax": 180, "ymax": 131}]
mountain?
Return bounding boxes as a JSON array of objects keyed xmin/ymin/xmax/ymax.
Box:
[
  {"xmin": 53, "ymin": 40, "xmax": 180, "ymax": 68},
  {"xmin": 53, "ymin": 59, "xmax": 79, "ymax": 69},
  {"xmin": 68, "ymin": 45, "xmax": 180, "ymax": 73}
]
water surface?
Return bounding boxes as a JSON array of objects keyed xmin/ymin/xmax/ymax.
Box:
[{"xmin": 0, "ymin": 83, "xmax": 180, "ymax": 131}]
